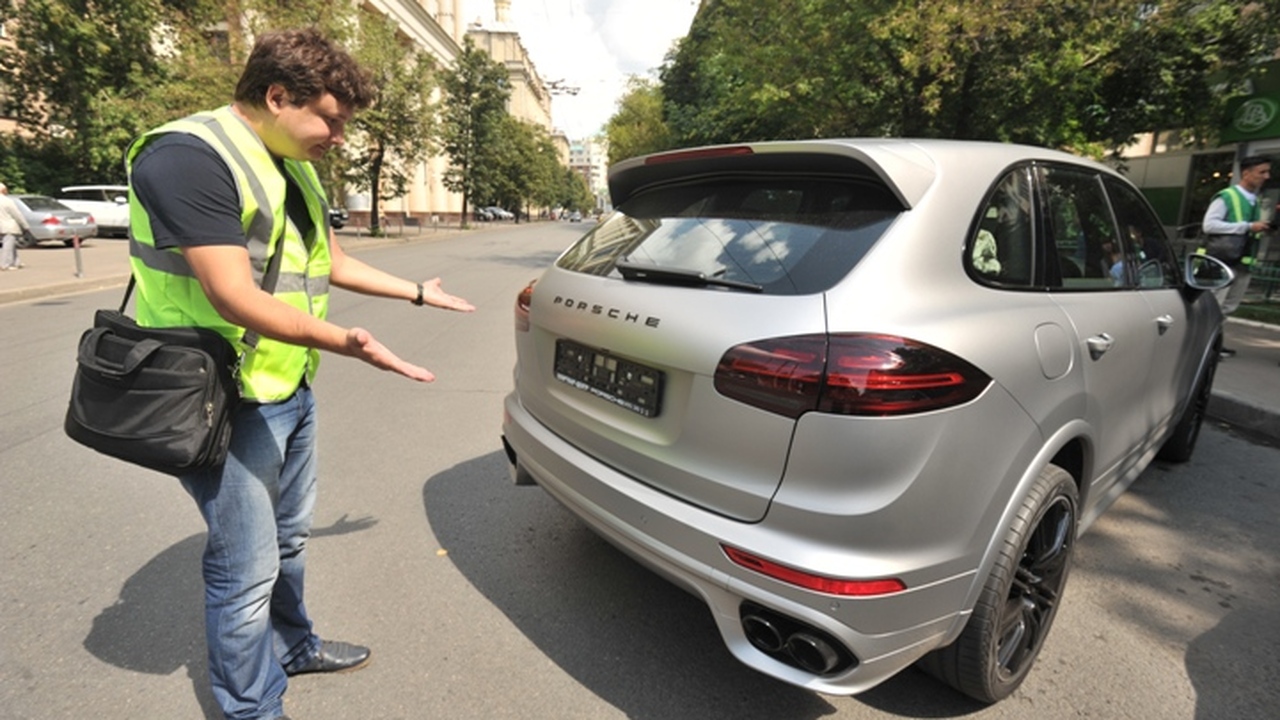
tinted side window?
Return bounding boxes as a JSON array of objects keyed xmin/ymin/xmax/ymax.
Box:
[
  {"xmin": 1039, "ymin": 166, "xmax": 1128, "ymax": 290},
  {"xmin": 1104, "ymin": 176, "xmax": 1180, "ymax": 289},
  {"xmin": 967, "ymin": 167, "xmax": 1035, "ymax": 287}
]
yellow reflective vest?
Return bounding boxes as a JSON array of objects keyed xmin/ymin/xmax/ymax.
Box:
[
  {"xmin": 1200, "ymin": 186, "xmax": 1259, "ymax": 266},
  {"xmin": 127, "ymin": 106, "xmax": 333, "ymax": 402}
]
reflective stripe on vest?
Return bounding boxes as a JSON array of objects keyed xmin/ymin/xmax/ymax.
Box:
[{"xmin": 127, "ymin": 105, "xmax": 333, "ymax": 402}]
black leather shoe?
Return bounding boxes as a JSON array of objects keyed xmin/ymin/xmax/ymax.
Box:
[{"xmin": 286, "ymin": 640, "xmax": 371, "ymax": 676}]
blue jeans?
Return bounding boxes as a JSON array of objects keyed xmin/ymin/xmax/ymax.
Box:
[{"xmin": 181, "ymin": 387, "xmax": 321, "ymax": 720}]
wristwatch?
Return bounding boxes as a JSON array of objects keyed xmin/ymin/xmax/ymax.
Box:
[{"xmin": 412, "ymin": 282, "xmax": 425, "ymax": 306}]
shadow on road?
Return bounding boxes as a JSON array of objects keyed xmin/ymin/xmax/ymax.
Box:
[
  {"xmin": 1186, "ymin": 604, "xmax": 1280, "ymax": 720},
  {"xmin": 81, "ymin": 516, "xmax": 379, "ymax": 720},
  {"xmin": 81, "ymin": 533, "xmax": 220, "ymax": 719},
  {"xmin": 424, "ymin": 451, "xmax": 986, "ymax": 720}
]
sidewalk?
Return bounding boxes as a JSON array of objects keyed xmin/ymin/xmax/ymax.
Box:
[
  {"xmin": 3, "ymin": 235, "xmax": 1278, "ymax": 443},
  {"xmin": 0, "ymin": 226, "xmax": 459, "ymax": 306},
  {"xmin": 1210, "ymin": 318, "xmax": 1280, "ymax": 442}
]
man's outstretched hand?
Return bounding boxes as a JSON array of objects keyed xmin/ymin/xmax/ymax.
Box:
[
  {"xmin": 345, "ymin": 327, "xmax": 435, "ymax": 382},
  {"xmin": 418, "ymin": 278, "xmax": 476, "ymax": 312}
]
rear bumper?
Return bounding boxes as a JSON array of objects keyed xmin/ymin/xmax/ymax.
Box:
[
  {"xmin": 502, "ymin": 391, "xmax": 977, "ymax": 695},
  {"xmin": 29, "ymin": 226, "xmax": 97, "ymax": 241}
]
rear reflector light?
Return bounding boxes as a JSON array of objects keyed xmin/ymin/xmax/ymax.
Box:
[
  {"xmin": 41, "ymin": 216, "xmax": 60, "ymax": 226},
  {"xmin": 644, "ymin": 145, "xmax": 754, "ymax": 165},
  {"xmin": 723, "ymin": 545, "xmax": 906, "ymax": 597},
  {"xmin": 515, "ymin": 280, "xmax": 535, "ymax": 332},
  {"xmin": 714, "ymin": 334, "xmax": 990, "ymax": 418}
]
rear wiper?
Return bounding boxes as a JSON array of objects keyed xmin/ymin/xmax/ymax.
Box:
[{"xmin": 615, "ymin": 260, "xmax": 763, "ymax": 293}]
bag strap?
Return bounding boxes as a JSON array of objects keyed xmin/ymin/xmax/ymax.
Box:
[{"xmin": 118, "ymin": 238, "xmax": 286, "ymax": 349}]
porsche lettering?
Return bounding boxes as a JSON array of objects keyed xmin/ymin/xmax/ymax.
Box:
[{"xmin": 552, "ymin": 296, "xmax": 660, "ymax": 328}]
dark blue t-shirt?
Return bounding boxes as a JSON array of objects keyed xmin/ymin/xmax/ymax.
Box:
[
  {"xmin": 131, "ymin": 134, "xmax": 244, "ymax": 250},
  {"xmin": 131, "ymin": 133, "xmax": 316, "ymax": 250}
]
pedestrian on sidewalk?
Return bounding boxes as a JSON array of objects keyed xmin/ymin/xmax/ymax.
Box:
[
  {"xmin": 127, "ymin": 28, "xmax": 475, "ymax": 720},
  {"xmin": 0, "ymin": 182, "xmax": 30, "ymax": 270},
  {"xmin": 1201, "ymin": 155, "xmax": 1278, "ymax": 357}
]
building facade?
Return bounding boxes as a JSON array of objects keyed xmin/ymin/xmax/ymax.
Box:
[{"xmin": 568, "ymin": 136, "xmax": 610, "ymax": 212}]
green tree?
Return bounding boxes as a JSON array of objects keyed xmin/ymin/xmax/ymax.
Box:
[
  {"xmin": 605, "ymin": 76, "xmax": 673, "ymax": 164},
  {"xmin": 484, "ymin": 116, "xmax": 562, "ymax": 221},
  {"xmin": 0, "ymin": 0, "xmax": 367, "ymax": 190},
  {"xmin": 439, "ymin": 36, "xmax": 510, "ymax": 227},
  {"xmin": 1, "ymin": 0, "xmax": 172, "ymax": 185},
  {"xmin": 561, "ymin": 167, "xmax": 594, "ymax": 213},
  {"xmin": 662, "ymin": 0, "xmax": 1280, "ymax": 154},
  {"xmin": 340, "ymin": 13, "xmax": 436, "ymax": 236}
]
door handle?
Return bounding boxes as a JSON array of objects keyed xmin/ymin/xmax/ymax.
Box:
[
  {"xmin": 1087, "ymin": 333, "xmax": 1114, "ymax": 360},
  {"xmin": 1156, "ymin": 315, "xmax": 1174, "ymax": 335}
]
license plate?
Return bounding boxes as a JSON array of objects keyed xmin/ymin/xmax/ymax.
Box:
[
  {"xmin": 555, "ymin": 339, "xmax": 663, "ymax": 417},
  {"xmin": 66, "ymin": 218, "xmax": 85, "ymax": 225}
]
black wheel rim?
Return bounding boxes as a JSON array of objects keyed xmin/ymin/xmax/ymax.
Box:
[{"xmin": 995, "ymin": 495, "xmax": 1075, "ymax": 680}]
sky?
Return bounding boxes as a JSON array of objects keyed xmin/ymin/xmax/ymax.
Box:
[{"xmin": 461, "ymin": 0, "xmax": 700, "ymax": 139}]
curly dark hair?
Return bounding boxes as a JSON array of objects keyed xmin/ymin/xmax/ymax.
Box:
[{"xmin": 234, "ymin": 28, "xmax": 374, "ymax": 110}]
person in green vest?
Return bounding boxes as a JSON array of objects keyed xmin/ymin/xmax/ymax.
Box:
[
  {"xmin": 1201, "ymin": 155, "xmax": 1275, "ymax": 357},
  {"xmin": 127, "ymin": 29, "xmax": 474, "ymax": 720}
]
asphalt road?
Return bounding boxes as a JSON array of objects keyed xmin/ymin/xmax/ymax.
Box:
[{"xmin": 1, "ymin": 223, "xmax": 1277, "ymax": 720}]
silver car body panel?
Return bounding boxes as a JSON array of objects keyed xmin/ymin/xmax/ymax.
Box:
[
  {"xmin": 519, "ymin": 267, "xmax": 828, "ymax": 521},
  {"xmin": 502, "ymin": 138, "xmax": 1223, "ymax": 694}
]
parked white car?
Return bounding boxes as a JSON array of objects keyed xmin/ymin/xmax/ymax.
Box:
[{"xmin": 59, "ymin": 185, "xmax": 130, "ymax": 238}]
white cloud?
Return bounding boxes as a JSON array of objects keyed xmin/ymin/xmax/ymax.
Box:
[{"xmin": 462, "ymin": 0, "xmax": 698, "ymax": 139}]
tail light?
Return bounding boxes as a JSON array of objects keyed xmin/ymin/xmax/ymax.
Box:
[
  {"xmin": 714, "ymin": 334, "xmax": 990, "ymax": 418},
  {"xmin": 723, "ymin": 545, "xmax": 906, "ymax": 596},
  {"xmin": 41, "ymin": 216, "xmax": 61, "ymax": 226},
  {"xmin": 645, "ymin": 145, "xmax": 754, "ymax": 165},
  {"xmin": 515, "ymin": 280, "xmax": 535, "ymax": 332}
]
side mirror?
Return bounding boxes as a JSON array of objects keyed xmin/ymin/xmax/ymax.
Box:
[{"xmin": 1184, "ymin": 253, "xmax": 1234, "ymax": 291}]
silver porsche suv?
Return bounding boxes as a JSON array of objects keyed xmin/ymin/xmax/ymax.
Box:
[{"xmin": 501, "ymin": 139, "xmax": 1232, "ymax": 703}]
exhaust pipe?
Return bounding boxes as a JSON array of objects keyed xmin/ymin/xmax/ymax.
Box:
[
  {"xmin": 739, "ymin": 602, "xmax": 855, "ymax": 676},
  {"xmin": 785, "ymin": 632, "xmax": 841, "ymax": 674},
  {"xmin": 501, "ymin": 436, "xmax": 537, "ymax": 486},
  {"xmin": 742, "ymin": 614, "xmax": 785, "ymax": 653}
]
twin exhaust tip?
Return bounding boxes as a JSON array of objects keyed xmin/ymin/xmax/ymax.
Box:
[{"xmin": 740, "ymin": 603, "xmax": 854, "ymax": 676}]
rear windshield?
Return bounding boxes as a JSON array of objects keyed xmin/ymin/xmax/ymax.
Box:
[
  {"xmin": 19, "ymin": 196, "xmax": 66, "ymax": 211},
  {"xmin": 557, "ymin": 177, "xmax": 900, "ymax": 295}
]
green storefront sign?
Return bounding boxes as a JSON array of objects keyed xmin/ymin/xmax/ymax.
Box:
[{"xmin": 1220, "ymin": 60, "xmax": 1280, "ymax": 143}]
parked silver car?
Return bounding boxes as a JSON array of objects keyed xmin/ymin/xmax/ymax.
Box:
[
  {"xmin": 12, "ymin": 195, "xmax": 98, "ymax": 247},
  {"xmin": 502, "ymin": 139, "xmax": 1232, "ymax": 702}
]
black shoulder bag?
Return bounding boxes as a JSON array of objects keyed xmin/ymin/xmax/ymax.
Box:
[{"xmin": 64, "ymin": 245, "xmax": 283, "ymax": 476}]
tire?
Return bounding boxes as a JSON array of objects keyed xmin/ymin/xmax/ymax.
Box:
[
  {"xmin": 18, "ymin": 230, "xmax": 36, "ymax": 248},
  {"xmin": 1156, "ymin": 349, "xmax": 1218, "ymax": 463},
  {"xmin": 919, "ymin": 464, "xmax": 1078, "ymax": 703}
]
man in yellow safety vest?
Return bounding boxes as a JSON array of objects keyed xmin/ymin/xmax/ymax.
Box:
[
  {"xmin": 127, "ymin": 29, "xmax": 474, "ymax": 720},
  {"xmin": 1201, "ymin": 155, "xmax": 1274, "ymax": 356}
]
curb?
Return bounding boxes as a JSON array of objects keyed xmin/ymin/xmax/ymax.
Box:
[
  {"xmin": 0, "ymin": 273, "xmax": 131, "ymax": 306},
  {"xmin": 1208, "ymin": 390, "xmax": 1280, "ymax": 443}
]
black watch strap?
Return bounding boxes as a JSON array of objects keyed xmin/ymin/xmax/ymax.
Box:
[{"xmin": 412, "ymin": 282, "xmax": 425, "ymax": 306}]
